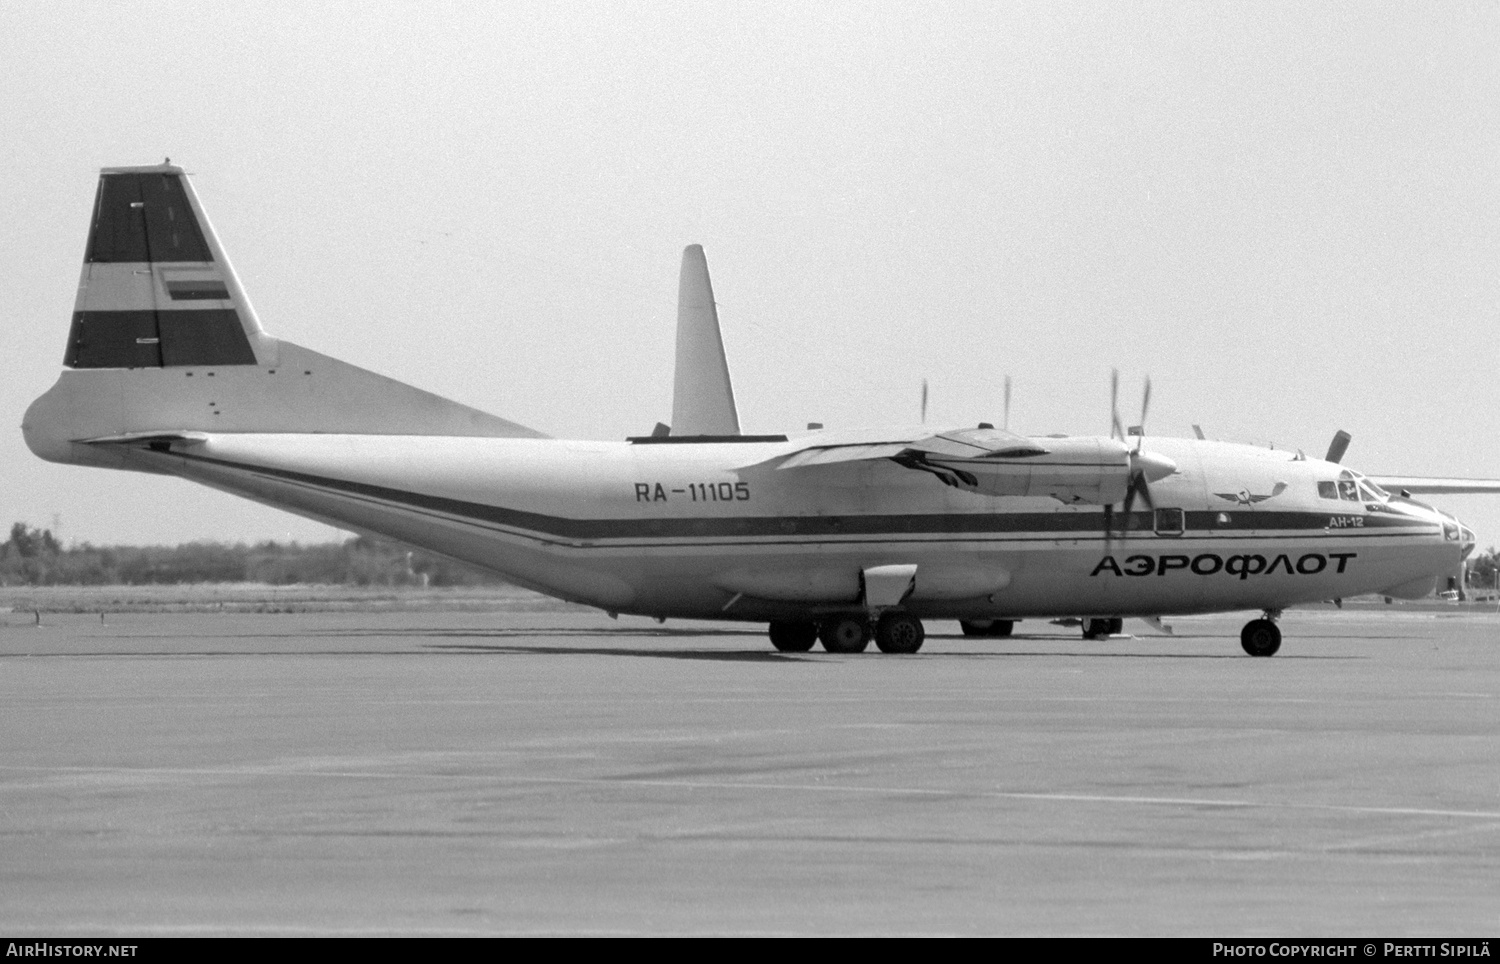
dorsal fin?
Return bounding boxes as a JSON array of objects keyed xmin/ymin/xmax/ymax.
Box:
[{"xmin": 671, "ymin": 245, "xmax": 740, "ymax": 436}]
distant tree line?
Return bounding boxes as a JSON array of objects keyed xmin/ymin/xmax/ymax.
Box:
[
  {"xmin": 0, "ymin": 522, "xmax": 506, "ymax": 587},
  {"xmin": 1467, "ymin": 548, "xmax": 1499, "ymax": 590}
]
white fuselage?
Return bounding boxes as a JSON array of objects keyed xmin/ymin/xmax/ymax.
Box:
[{"xmin": 128, "ymin": 432, "xmax": 1461, "ymax": 621}]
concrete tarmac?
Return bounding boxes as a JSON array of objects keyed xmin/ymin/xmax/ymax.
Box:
[{"xmin": 1, "ymin": 607, "xmax": 1497, "ymax": 936}]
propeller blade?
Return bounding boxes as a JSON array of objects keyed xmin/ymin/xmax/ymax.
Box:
[
  {"xmin": 1114, "ymin": 471, "xmax": 1157, "ymax": 544},
  {"xmin": 921, "ymin": 379, "xmax": 929, "ymax": 424},
  {"xmin": 1134, "ymin": 471, "xmax": 1156, "ymax": 513},
  {"xmin": 1192, "ymin": 424, "xmax": 1206, "ymax": 440},
  {"xmin": 1139, "ymin": 377, "xmax": 1151, "ymax": 436},
  {"xmin": 1118, "ymin": 475, "xmax": 1138, "ymax": 542},
  {"xmin": 1003, "ymin": 376, "xmax": 1012, "ymax": 432},
  {"xmin": 1325, "ymin": 430, "xmax": 1351, "ymax": 464},
  {"xmin": 1110, "ymin": 369, "xmax": 1122, "ymax": 440}
]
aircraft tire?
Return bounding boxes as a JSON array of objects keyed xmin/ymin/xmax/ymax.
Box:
[
  {"xmin": 820, "ymin": 616, "xmax": 870, "ymax": 653},
  {"xmin": 1082, "ymin": 618, "xmax": 1113, "ymax": 640},
  {"xmin": 1107, "ymin": 617, "xmax": 1124, "ymax": 635},
  {"xmin": 961, "ymin": 619, "xmax": 1015, "ymax": 637},
  {"xmin": 1240, "ymin": 619, "xmax": 1281, "ymax": 657},
  {"xmin": 875, "ymin": 612, "xmax": 924, "ymax": 654},
  {"xmin": 768, "ymin": 620, "xmax": 818, "ymax": 652}
]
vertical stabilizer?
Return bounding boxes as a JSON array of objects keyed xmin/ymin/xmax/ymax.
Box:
[
  {"xmin": 66, "ymin": 163, "xmax": 273, "ymax": 369},
  {"xmin": 671, "ymin": 244, "xmax": 740, "ymax": 436},
  {"xmin": 25, "ymin": 163, "xmax": 544, "ymax": 472}
]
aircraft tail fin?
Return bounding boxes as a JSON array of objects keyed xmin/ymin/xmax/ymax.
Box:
[
  {"xmin": 26, "ymin": 164, "xmax": 542, "ymax": 471},
  {"xmin": 66, "ymin": 163, "xmax": 272, "ymax": 370},
  {"xmin": 670, "ymin": 244, "xmax": 741, "ymax": 436}
]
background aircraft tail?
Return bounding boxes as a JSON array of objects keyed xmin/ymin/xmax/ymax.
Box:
[
  {"xmin": 670, "ymin": 244, "xmax": 740, "ymax": 436},
  {"xmin": 26, "ymin": 164, "xmax": 542, "ymax": 470}
]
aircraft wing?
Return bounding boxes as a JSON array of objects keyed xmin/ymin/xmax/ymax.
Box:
[
  {"xmin": 762, "ymin": 425, "xmax": 1049, "ymax": 471},
  {"xmin": 1371, "ymin": 476, "xmax": 1500, "ymax": 495},
  {"xmin": 743, "ymin": 426, "xmax": 1134, "ymax": 504}
]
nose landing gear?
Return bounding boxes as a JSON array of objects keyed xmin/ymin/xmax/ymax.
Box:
[
  {"xmin": 960, "ymin": 619, "xmax": 1014, "ymax": 637},
  {"xmin": 1082, "ymin": 617, "xmax": 1123, "ymax": 640},
  {"xmin": 768, "ymin": 620, "xmax": 818, "ymax": 652},
  {"xmin": 1240, "ymin": 611, "xmax": 1282, "ymax": 657}
]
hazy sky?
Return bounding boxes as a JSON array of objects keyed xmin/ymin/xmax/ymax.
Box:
[{"xmin": 4, "ymin": 2, "xmax": 1498, "ymax": 547}]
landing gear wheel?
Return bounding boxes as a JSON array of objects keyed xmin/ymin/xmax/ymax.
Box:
[
  {"xmin": 960, "ymin": 619, "xmax": 1014, "ymax": 638},
  {"xmin": 768, "ymin": 620, "xmax": 817, "ymax": 652},
  {"xmin": 875, "ymin": 613, "xmax": 925, "ymax": 653},
  {"xmin": 1082, "ymin": 618, "xmax": 1114, "ymax": 640},
  {"xmin": 1107, "ymin": 617, "xmax": 1123, "ymax": 635},
  {"xmin": 819, "ymin": 616, "xmax": 870, "ymax": 653},
  {"xmin": 1240, "ymin": 619, "xmax": 1281, "ymax": 657}
]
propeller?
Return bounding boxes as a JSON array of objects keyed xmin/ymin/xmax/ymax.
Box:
[
  {"xmin": 1003, "ymin": 375, "xmax": 1012, "ymax": 432},
  {"xmin": 1107, "ymin": 372, "xmax": 1174, "ymax": 546},
  {"xmin": 920, "ymin": 378, "xmax": 929, "ymax": 424}
]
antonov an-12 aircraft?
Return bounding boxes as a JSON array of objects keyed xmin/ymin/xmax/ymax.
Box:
[{"xmin": 24, "ymin": 164, "xmax": 1500, "ymax": 656}]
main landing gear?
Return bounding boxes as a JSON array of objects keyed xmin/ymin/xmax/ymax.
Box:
[
  {"xmin": 819, "ymin": 616, "xmax": 870, "ymax": 654},
  {"xmin": 768, "ymin": 613, "xmax": 927, "ymax": 654},
  {"xmin": 1240, "ymin": 611, "xmax": 1282, "ymax": 657}
]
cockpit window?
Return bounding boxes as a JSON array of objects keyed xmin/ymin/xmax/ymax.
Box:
[
  {"xmin": 1357, "ymin": 481, "xmax": 1384, "ymax": 502},
  {"xmin": 1338, "ymin": 480, "xmax": 1359, "ymax": 501},
  {"xmin": 1317, "ymin": 481, "xmax": 1338, "ymax": 500}
]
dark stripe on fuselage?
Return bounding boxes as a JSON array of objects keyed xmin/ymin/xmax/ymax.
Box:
[{"xmin": 165, "ymin": 450, "xmax": 1440, "ymax": 546}]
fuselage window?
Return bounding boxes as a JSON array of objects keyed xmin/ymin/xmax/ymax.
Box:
[
  {"xmin": 1338, "ymin": 480, "xmax": 1360, "ymax": 501},
  {"xmin": 1317, "ymin": 481, "xmax": 1338, "ymax": 500},
  {"xmin": 1155, "ymin": 507, "xmax": 1185, "ymax": 535}
]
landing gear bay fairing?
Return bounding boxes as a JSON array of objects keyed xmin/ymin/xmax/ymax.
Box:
[{"xmin": 24, "ymin": 165, "xmax": 1497, "ymax": 655}]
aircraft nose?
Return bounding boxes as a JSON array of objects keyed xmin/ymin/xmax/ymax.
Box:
[{"xmin": 1437, "ymin": 511, "xmax": 1477, "ymax": 559}]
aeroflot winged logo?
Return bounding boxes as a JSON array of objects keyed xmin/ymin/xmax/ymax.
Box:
[{"xmin": 1091, "ymin": 552, "xmax": 1357, "ymax": 579}]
